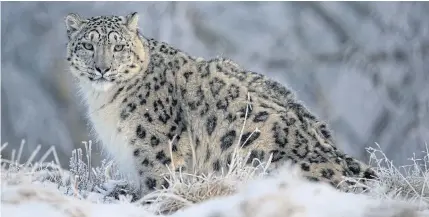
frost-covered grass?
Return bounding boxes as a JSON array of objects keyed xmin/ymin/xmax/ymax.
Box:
[
  {"xmin": 2, "ymin": 140, "xmax": 429, "ymax": 217},
  {"xmin": 348, "ymin": 143, "xmax": 429, "ymax": 205}
]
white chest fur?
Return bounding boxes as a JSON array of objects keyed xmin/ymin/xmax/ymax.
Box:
[{"xmin": 81, "ymin": 86, "xmax": 141, "ymax": 188}]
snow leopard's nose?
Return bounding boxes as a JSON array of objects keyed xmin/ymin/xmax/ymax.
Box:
[{"xmin": 95, "ymin": 66, "xmax": 111, "ymax": 75}]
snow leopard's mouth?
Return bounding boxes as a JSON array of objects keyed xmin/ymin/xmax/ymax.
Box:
[
  {"xmin": 92, "ymin": 77, "xmax": 114, "ymax": 83},
  {"xmin": 91, "ymin": 77, "xmax": 115, "ymax": 91},
  {"xmin": 95, "ymin": 77, "xmax": 109, "ymax": 82}
]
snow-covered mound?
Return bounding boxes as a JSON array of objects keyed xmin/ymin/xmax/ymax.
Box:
[{"xmin": 1, "ymin": 141, "xmax": 429, "ymax": 217}]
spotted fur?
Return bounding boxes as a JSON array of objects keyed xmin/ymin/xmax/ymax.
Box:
[{"xmin": 65, "ymin": 12, "xmax": 377, "ymax": 196}]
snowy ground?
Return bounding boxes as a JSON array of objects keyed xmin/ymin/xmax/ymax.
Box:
[{"xmin": 2, "ymin": 140, "xmax": 429, "ymax": 217}]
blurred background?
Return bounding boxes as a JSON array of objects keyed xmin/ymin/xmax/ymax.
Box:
[{"xmin": 2, "ymin": 1, "xmax": 429, "ymax": 168}]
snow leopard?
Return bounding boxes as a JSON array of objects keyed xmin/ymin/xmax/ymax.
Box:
[{"xmin": 64, "ymin": 12, "xmax": 377, "ymax": 197}]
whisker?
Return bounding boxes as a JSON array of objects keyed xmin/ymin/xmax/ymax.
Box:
[{"xmin": 88, "ymin": 103, "xmax": 107, "ymax": 116}]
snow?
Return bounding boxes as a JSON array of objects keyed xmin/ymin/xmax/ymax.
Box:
[{"xmin": 2, "ymin": 141, "xmax": 429, "ymax": 217}]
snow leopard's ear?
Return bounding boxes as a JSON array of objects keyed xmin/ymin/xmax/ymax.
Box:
[
  {"xmin": 125, "ymin": 12, "xmax": 139, "ymax": 32},
  {"xmin": 65, "ymin": 13, "xmax": 84, "ymax": 39}
]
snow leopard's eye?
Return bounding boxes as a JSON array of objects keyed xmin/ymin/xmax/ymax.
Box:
[
  {"xmin": 114, "ymin": 45, "xmax": 124, "ymax": 52},
  {"xmin": 82, "ymin": 42, "xmax": 93, "ymax": 51}
]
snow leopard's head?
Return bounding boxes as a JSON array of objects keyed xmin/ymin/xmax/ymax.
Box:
[{"xmin": 65, "ymin": 12, "xmax": 147, "ymax": 91}]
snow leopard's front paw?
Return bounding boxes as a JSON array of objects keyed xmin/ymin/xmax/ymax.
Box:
[{"xmin": 95, "ymin": 180, "xmax": 141, "ymax": 202}]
